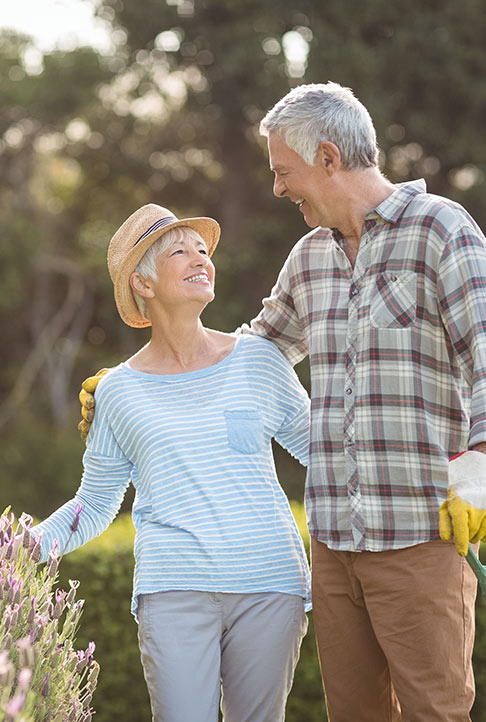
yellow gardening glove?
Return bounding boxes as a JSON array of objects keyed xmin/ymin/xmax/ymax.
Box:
[
  {"xmin": 439, "ymin": 492, "xmax": 486, "ymax": 556},
  {"xmin": 439, "ymin": 450, "xmax": 486, "ymax": 556},
  {"xmin": 77, "ymin": 368, "xmax": 111, "ymax": 441}
]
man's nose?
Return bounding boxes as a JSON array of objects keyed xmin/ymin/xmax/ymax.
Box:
[{"xmin": 273, "ymin": 176, "xmax": 286, "ymax": 198}]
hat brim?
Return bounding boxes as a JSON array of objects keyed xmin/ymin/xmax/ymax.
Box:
[{"xmin": 114, "ymin": 216, "xmax": 220, "ymax": 328}]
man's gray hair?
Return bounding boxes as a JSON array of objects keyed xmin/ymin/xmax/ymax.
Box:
[
  {"xmin": 260, "ymin": 82, "xmax": 378, "ymax": 170},
  {"xmin": 132, "ymin": 226, "xmax": 205, "ymax": 319}
]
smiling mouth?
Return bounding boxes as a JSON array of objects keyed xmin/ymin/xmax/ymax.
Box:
[{"xmin": 185, "ymin": 273, "xmax": 210, "ymax": 283}]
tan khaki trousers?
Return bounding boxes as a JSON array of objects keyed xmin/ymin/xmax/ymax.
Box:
[{"xmin": 311, "ymin": 538, "xmax": 477, "ymax": 722}]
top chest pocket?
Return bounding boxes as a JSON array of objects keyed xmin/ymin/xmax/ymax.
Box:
[
  {"xmin": 369, "ymin": 271, "xmax": 418, "ymax": 329},
  {"xmin": 224, "ymin": 409, "xmax": 264, "ymax": 453}
]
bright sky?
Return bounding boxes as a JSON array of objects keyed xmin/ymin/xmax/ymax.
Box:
[
  {"xmin": 0, "ymin": 0, "xmax": 311, "ymax": 81},
  {"xmin": 0, "ymin": 0, "xmax": 111, "ymax": 52}
]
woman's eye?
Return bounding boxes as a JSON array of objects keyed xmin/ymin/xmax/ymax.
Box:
[
  {"xmin": 171, "ymin": 249, "xmax": 184, "ymax": 256},
  {"xmin": 199, "ymin": 249, "xmax": 208, "ymax": 255}
]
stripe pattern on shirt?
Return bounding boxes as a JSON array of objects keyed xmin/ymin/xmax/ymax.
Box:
[{"xmin": 33, "ymin": 335, "xmax": 311, "ymax": 618}]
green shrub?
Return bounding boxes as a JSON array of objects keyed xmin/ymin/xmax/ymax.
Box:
[{"xmin": 56, "ymin": 508, "xmax": 486, "ymax": 722}]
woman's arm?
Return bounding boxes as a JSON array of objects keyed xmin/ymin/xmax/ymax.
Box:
[
  {"xmin": 31, "ymin": 452, "xmax": 132, "ymax": 561},
  {"xmin": 265, "ymin": 344, "xmax": 310, "ymax": 466},
  {"xmin": 33, "ymin": 372, "xmax": 133, "ymax": 560}
]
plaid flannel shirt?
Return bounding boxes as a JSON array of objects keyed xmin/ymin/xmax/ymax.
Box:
[{"xmin": 249, "ymin": 179, "xmax": 486, "ymax": 551}]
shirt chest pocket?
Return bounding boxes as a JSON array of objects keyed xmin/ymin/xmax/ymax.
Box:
[
  {"xmin": 224, "ymin": 409, "xmax": 264, "ymax": 453},
  {"xmin": 370, "ymin": 271, "xmax": 417, "ymax": 329}
]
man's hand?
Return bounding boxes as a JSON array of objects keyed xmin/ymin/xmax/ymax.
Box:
[
  {"xmin": 78, "ymin": 368, "xmax": 110, "ymax": 441},
  {"xmin": 439, "ymin": 450, "xmax": 486, "ymax": 555}
]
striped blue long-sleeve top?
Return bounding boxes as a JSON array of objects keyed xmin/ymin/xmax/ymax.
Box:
[{"xmin": 33, "ymin": 335, "xmax": 311, "ymax": 618}]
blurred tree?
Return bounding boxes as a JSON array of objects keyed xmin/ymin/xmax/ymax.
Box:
[
  {"xmin": 306, "ymin": 0, "xmax": 486, "ymax": 223},
  {"xmin": 0, "ymin": 34, "xmax": 114, "ymax": 428},
  {"xmin": 0, "ymin": 0, "xmax": 485, "ymax": 515}
]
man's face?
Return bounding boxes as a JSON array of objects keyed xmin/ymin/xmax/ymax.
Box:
[{"xmin": 267, "ymin": 132, "xmax": 331, "ymax": 229}]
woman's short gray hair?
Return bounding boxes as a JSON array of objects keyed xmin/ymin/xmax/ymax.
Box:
[
  {"xmin": 132, "ymin": 226, "xmax": 204, "ymax": 319},
  {"xmin": 260, "ymin": 82, "xmax": 378, "ymax": 170}
]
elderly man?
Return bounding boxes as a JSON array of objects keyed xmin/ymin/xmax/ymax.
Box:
[{"xmin": 249, "ymin": 81, "xmax": 486, "ymax": 721}]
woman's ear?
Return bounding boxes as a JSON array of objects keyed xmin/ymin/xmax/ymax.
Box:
[{"xmin": 129, "ymin": 272, "xmax": 155, "ymax": 299}]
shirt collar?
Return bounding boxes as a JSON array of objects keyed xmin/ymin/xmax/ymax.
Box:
[{"xmin": 367, "ymin": 178, "xmax": 427, "ymax": 224}]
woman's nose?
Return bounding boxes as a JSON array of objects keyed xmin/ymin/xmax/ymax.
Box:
[{"xmin": 189, "ymin": 249, "xmax": 207, "ymax": 264}]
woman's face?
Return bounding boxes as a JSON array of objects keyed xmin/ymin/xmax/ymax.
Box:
[{"xmin": 152, "ymin": 233, "xmax": 216, "ymax": 308}]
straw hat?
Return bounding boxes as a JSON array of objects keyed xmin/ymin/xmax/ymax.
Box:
[{"xmin": 107, "ymin": 203, "xmax": 220, "ymax": 328}]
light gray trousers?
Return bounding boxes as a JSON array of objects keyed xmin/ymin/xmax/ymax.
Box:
[{"xmin": 137, "ymin": 590, "xmax": 308, "ymax": 722}]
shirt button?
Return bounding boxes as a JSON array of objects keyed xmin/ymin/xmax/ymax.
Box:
[{"xmin": 346, "ymin": 387, "xmax": 353, "ymax": 395}]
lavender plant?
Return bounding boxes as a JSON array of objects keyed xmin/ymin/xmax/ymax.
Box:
[{"xmin": 0, "ymin": 509, "xmax": 98, "ymax": 722}]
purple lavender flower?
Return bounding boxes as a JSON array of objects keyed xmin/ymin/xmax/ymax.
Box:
[
  {"xmin": 17, "ymin": 667, "xmax": 32, "ymax": 690},
  {"xmin": 13, "ymin": 579, "xmax": 22, "ymax": 606},
  {"xmin": 1, "ymin": 510, "xmax": 99, "ymax": 719},
  {"xmin": 6, "ymin": 692, "xmax": 26, "ymax": 715},
  {"xmin": 17, "ymin": 636, "xmax": 35, "ymax": 667},
  {"xmin": 18, "ymin": 513, "xmax": 33, "ymax": 528},
  {"xmin": 66, "ymin": 579, "xmax": 80, "ymax": 606},
  {"xmin": 5, "ymin": 539, "xmax": 13, "ymax": 560},
  {"xmin": 53, "ymin": 589, "xmax": 67, "ymax": 619},
  {"xmin": 9, "ymin": 606, "xmax": 19, "ymax": 631},
  {"xmin": 27, "ymin": 597, "xmax": 35, "ymax": 624},
  {"xmin": 87, "ymin": 661, "xmax": 100, "ymax": 691},
  {"xmin": 41, "ymin": 673, "xmax": 50, "ymax": 698},
  {"xmin": 71, "ymin": 505, "xmax": 84, "ymax": 533},
  {"xmin": 47, "ymin": 550, "xmax": 59, "ymax": 579},
  {"xmin": 85, "ymin": 642, "xmax": 95, "ymax": 665}
]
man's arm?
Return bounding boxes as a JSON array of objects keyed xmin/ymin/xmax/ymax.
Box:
[
  {"xmin": 437, "ymin": 222, "xmax": 486, "ymax": 553},
  {"xmin": 241, "ymin": 254, "xmax": 308, "ymax": 367}
]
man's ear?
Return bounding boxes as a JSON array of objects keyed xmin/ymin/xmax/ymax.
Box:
[
  {"xmin": 316, "ymin": 141, "xmax": 341, "ymax": 174},
  {"xmin": 129, "ymin": 272, "xmax": 155, "ymax": 299}
]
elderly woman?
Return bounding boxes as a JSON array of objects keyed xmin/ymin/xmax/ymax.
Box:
[{"xmin": 29, "ymin": 204, "xmax": 311, "ymax": 722}]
